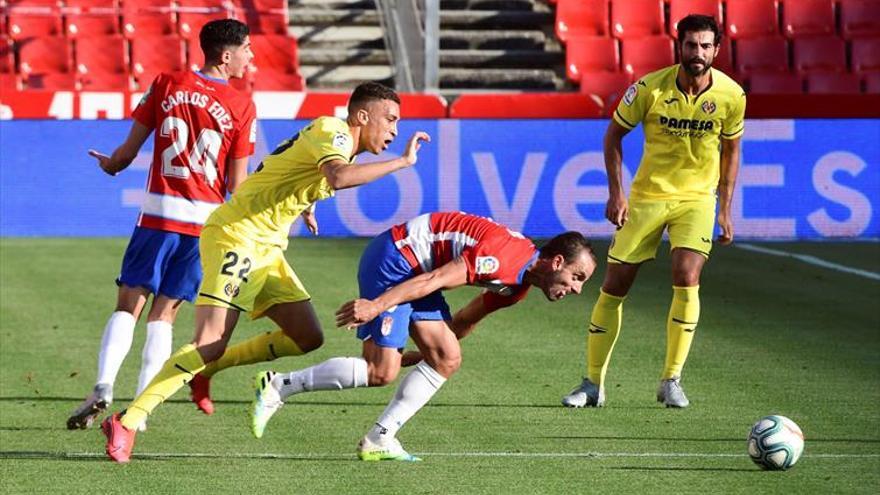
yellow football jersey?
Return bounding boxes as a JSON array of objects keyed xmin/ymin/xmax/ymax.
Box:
[
  {"xmin": 207, "ymin": 116, "xmax": 355, "ymax": 248},
  {"xmin": 613, "ymin": 65, "xmax": 746, "ymax": 200}
]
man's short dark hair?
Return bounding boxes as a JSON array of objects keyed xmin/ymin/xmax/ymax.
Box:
[
  {"xmin": 539, "ymin": 232, "xmax": 594, "ymax": 264},
  {"xmin": 200, "ymin": 19, "xmax": 249, "ymax": 63},
  {"xmin": 677, "ymin": 14, "xmax": 722, "ymax": 45},
  {"xmin": 348, "ymin": 82, "xmax": 401, "ymax": 113}
]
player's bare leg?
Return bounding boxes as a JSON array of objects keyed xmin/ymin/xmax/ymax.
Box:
[
  {"xmin": 67, "ymin": 285, "xmax": 149, "ymax": 430},
  {"xmin": 359, "ymin": 321, "xmax": 460, "ymax": 461},
  {"xmin": 194, "ymin": 300, "xmax": 323, "ymax": 415},
  {"xmin": 659, "ymin": 248, "xmax": 707, "ymax": 407}
]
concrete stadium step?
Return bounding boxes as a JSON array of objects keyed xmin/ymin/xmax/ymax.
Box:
[
  {"xmin": 439, "ymin": 68, "xmax": 561, "ymax": 89},
  {"xmin": 441, "ymin": 29, "xmax": 547, "ymax": 50},
  {"xmin": 440, "ymin": 10, "xmax": 553, "ymax": 29},
  {"xmin": 297, "ymin": 39, "xmax": 385, "ymax": 50},
  {"xmin": 440, "ymin": 49, "xmax": 562, "ymax": 68},
  {"xmin": 441, "ymin": 0, "xmax": 547, "ymax": 11},
  {"xmin": 301, "ymin": 64, "xmax": 393, "ymax": 89},
  {"xmin": 290, "ymin": 8, "xmax": 379, "ymax": 26},
  {"xmin": 298, "ymin": 49, "xmax": 389, "ymax": 65},
  {"xmin": 291, "ymin": 0, "xmax": 376, "ymax": 9},
  {"xmin": 291, "ymin": 25, "xmax": 383, "ymax": 44}
]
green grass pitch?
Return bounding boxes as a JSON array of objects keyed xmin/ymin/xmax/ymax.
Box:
[{"xmin": 1, "ymin": 238, "xmax": 878, "ymax": 494}]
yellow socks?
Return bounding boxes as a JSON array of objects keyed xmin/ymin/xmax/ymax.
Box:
[
  {"xmin": 121, "ymin": 344, "xmax": 205, "ymax": 429},
  {"xmin": 200, "ymin": 330, "xmax": 304, "ymax": 379},
  {"xmin": 662, "ymin": 285, "xmax": 700, "ymax": 380},
  {"xmin": 586, "ymin": 289, "xmax": 626, "ymax": 386}
]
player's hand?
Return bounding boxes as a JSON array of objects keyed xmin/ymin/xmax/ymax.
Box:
[
  {"xmin": 605, "ymin": 194, "xmax": 629, "ymax": 228},
  {"xmin": 402, "ymin": 132, "xmax": 431, "ymax": 166},
  {"xmin": 401, "ymin": 351, "xmax": 423, "ymax": 367},
  {"xmin": 88, "ymin": 149, "xmax": 116, "ymax": 176},
  {"xmin": 717, "ymin": 209, "xmax": 734, "ymax": 245},
  {"xmin": 335, "ymin": 298, "xmax": 381, "ymax": 329},
  {"xmin": 301, "ymin": 209, "xmax": 319, "ymax": 236}
]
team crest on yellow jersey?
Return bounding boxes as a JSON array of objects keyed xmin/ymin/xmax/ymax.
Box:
[
  {"xmin": 701, "ymin": 100, "xmax": 716, "ymax": 114},
  {"xmin": 224, "ymin": 283, "xmax": 240, "ymax": 298}
]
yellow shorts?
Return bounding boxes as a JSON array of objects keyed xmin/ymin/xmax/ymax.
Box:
[
  {"xmin": 196, "ymin": 225, "xmax": 310, "ymax": 318},
  {"xmin": 608, "ymin": 198, "xmax": 716, "ymax": 264}
]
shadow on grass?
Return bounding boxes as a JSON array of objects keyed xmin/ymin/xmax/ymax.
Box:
[
  {"xmin": 610, "ymin": 466, "xmax": 759, "ymax": 473},
  {"xmin": 0, "ymin": 451, "xmax": 353, "ymax": 462},
  {"xmin": 542, "ymin": 435, "xmax": 880, "ymax": 444}
]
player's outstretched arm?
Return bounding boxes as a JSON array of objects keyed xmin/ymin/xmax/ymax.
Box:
[
  {"xmin": 603, "ymin": 120, "xmax": 631, "ymax": 227},
  {"xmin": 321, "ymin": 131, "xmax": 430, "ymax": 190},
  {"xmin": 335, "ymin": 256, "xmax": 467, "ymax": 329},
  {"xmin": 88, "ymin": 121, "xmax": 152, "ymax": 176},
  {"xmin": 717, "ymin": 136, "xmax": 741, "ymax": 245}
]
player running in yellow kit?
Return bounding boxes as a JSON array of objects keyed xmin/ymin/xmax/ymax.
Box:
[{"xmin": 101, "ymin": 82, "xmax": 431, "ymax": 463}]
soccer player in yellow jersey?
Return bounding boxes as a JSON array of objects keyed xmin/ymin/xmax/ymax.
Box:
[
  {"xmin": 561, "ymin": 14, "xmax": 745, "ymax": 409},
  {"xmin": 101, "ymin": 82, "xmax": 431, "ymax": 463}
]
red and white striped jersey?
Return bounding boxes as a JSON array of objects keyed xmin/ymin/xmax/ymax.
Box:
[
  {"xmin": 390, "ymin": 212, "xmax": 539, "ymax": 309},
  {"xmin": 132, "ymin": 71, "xmax": 257, "ymax": 237}
]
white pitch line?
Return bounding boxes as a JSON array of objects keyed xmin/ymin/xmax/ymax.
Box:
[
  {"xmin": 7, "ymin": 451, "xmax": 880, "ymax": 460},
  {"xmin": 737, "ymin": 243, "xmax": 880, "ymax": 281}
]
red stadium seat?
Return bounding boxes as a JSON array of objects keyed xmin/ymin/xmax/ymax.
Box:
[
  {"xmin": 736, "ymin": 36, "xmax": 788, "ymax": 75},
  {"xmin": 852, "ymin": 38, "xmax": 880, "ymax": 74},
  {"xmin": 578, "ymin": 71, "xmax": 632, "ymax": 112},
  {"xmin": 250, "ymin": 34, "xmax": 300, "ymax": 75},
  {"xmin": 76, "ymin": 35, "xmax": 128, "ymax": 76},
  {"xmin": 555, "ymin": 0, "xmax": 609, "ymax": 43},
  {"xmin": 229, "ymin": 0, "xmax": 287, "ymax": 10},
  {"xmin": 610, "ymin": 0, "xmax": 665, "ymax": 39},
  {"xmin": 7, "ymin": 8, "xmax": 63, "ymax": 40},
  {"xmin": 0, "ymin": 35, "xmax": 13, "ymax": 73},
  {"xmin": 122, "ymin": 1, "xmax": 176, "ymax": 38},
  {"xmin": 622, "ymin": 36, "xmax": 675, "ymax": 77},
  {"xmin": 669, "ymin": 0, "xmax": 722, "ymax": 38},
  {"xmin": 0, "ymin": 73, "xmax": 21, "ymax": 91},
  {"xmin": 712, "ymin": 37, "xmax": 734, "ymax": 75},
  {"xmin": 23, "ymin": 72, "xmax": 78, "ymax": 90},
  {"xmin": 18, "ymin": 36, "xmax": 71, "ymax": 75},
  {"xmin": 565, "ymin": 36, "xmax": 619, "ymax": 83},
  {"xmin": 864, "ymin": 73, "xmax": 880, "ymax": 93},
  {"xmin": 179, "ymin": 11, "xmax": 232, "ymax": 39},
  {"xmin": 65, "ymin": 1, "xmax": 121, "ymax": 38},
  {"xmin": 793, "ymin": 37, "xmax": 846, "ymax": 74},
  {"xmin": 840, "ymin": 0, "xmax": 880, "ymax": 38},
  {"xmin": 726, "ymin": 0, "xmax": 779, "ymax": 40},
  {"xmin": 748, "ymin": 73, "xmax": 803, "ymax": 93},
  {"xmin": 130, "ymin": 35, "xmax": 185, "ymax": 89},
  {"xmin": 806, "ymin": 73, "xmax": 862, "ymax": 94},
  {"xmin": 252, "ymin": 69, "xmax": 304, "ymax": 91},
  {"xmin": 782, "ymin": 0, "xmax": 835, "ymax": 39},
  {"xmin": 79, "ymin": 71, "xmax": 131, "ymax": 91},
  {"xmin": 234, "ymin": 9, "xmax": 288, "ymax": 35}
]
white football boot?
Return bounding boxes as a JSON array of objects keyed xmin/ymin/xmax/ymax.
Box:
[
  {"xmin": 561, "ymin": 378, "xmax": 605, "ymax": 407},
  {"xmin": 657, "ymin": 377, "xmax": 690, "ymax": 408}
]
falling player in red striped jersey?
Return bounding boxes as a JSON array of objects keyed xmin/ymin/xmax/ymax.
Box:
[
  {"xmin": 249, "ymin": 212, "xmax": 597, "ymax": 461},
  {"xmin": 67, "ymin": 19, "xmax": 260, "ymax": 431}
]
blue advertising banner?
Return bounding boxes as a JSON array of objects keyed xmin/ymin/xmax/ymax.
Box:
[{"xmin": 1, "ymin": 119, "xmax": 878, "ymax": 238}]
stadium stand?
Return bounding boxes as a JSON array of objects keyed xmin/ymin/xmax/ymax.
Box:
[
  {"xmin": 249, "ymin": 33, "xmax": 304, "ymax": 90},
  {"xmin": 122, "ymin": 0, "xmax": 177, "ymax": 38},
  {"xmin": 806, "ymin": 72, "xmax": 862, "ymax": 94},
  {"xmin": 610, "ymin": 0, "xmax": 665, "ymax": 39},
  {"xmin": 565, "ymin": 36, "xmax": 619, "ymax": 83},
  {"xmin": 736, "ymin": 36, "xmax": 789, "ymax": 75},
  {"xmin": 130, "ymin": 35, "xmax": 185, "ymax": 89},
  {"xmin": 782, "ymin": 0, "xmax": 835, "ymax": 38},
  {"xmin": 840, "ymin": 0, "xmax": 880, "ymax": 38},
  {"xmin": 0, "ymin": 34, "xmax": 13, "ymax": 74},
  {"xmin": 622, "ymin": 35, "xmax": 675, "ymax": 77},
  {"xmin": 793, "ymin": 37, "xmax": 847, "ymax": 74},
  {"xmin": 7, "ymin": 4, "xmax": 63, "ymax": 40},
  {"xmin": 668, "ymin": 0, "xmax": 722, "ymax": 38},
  {"xmin": 76, "ymin": 34, "xmax": 130, "ymax": 91},
  {"xmin": 852, "ymin": 38, "xmax": 880, "ymax": 74},
  {"xmin": 726, "ymin": 0, "xmax": 779, "ymax": 39},
  {"xmin": 555, "ymin": 0, "xmax": 608, "ymax": 42},
  {"xmin": 748, "ymin": 73, "xmax": 803, "ymax": 94},
  {"xmin": 64, "ymin": 0, "xmax": 120, "ymax": 38}
]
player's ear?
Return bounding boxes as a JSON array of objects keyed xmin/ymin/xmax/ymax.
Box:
[
  {"xmin": 355, "ymin": 107, "xmax": 370, "ymax": 125},
  {"xmin": 553, "ymin": 254, "xmax": 565, "ymax": 271},
  {"xmin": 221, "ymin": 48, "xmax": 232, "ymax": 65}
]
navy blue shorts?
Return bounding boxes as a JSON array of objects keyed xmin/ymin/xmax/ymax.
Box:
[
  {"xmin": 117, "ymin": 226, "xmax": 202, "ymax": 302},
  {"xmin": 355, "ymin": 230, "xmax": 451, "ymax": 349}
]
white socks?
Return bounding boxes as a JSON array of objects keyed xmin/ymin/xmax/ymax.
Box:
[
  {"xmin": 368, "ymin": 361, "xmax": 446, "ymax": 442},
  {"xmin": 136, "ymin": 320, "xmax": 173, "ymax": 395},
  {"xmin": 95, "ymin": 311, "xmax": 136, "ymax": 386},
  {"xmin": 275, "ymin": 357, "xmax": 369, "ymax": 400}
]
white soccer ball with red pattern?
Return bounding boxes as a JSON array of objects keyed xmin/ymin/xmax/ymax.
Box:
[{"xmin": 747, "ymin": 415, "xmax": 805, "ymax": 470}]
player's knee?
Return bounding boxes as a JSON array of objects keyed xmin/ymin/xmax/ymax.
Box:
[
  {"xmin": 367, "ymin": 367, "xmax": 399, "ymax": 387},
  {"xmin": 434, "ymin": 352, "xmax": 462, "ymax": 377},
  {"xmin": 295, "ymin": 330, "xmax": 324, "ymax": 353},
  {"xmin": 196, "ymin": 341, "xmax": 227, "ymax": 363}
]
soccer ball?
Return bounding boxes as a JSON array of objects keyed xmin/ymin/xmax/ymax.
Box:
[{"xmin": 747, "ymin": 415, "xmax": 805, "ymax": 470}]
